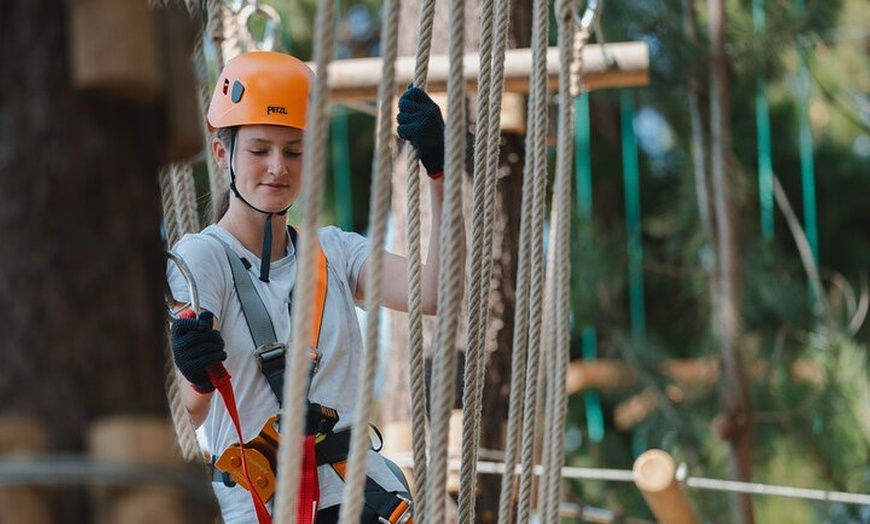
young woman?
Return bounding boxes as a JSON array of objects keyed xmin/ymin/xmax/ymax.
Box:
[{"xmin": 167, "ymin": 50, "xmax": 446, "ymax": 524}]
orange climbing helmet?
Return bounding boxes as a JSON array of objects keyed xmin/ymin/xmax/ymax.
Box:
[{"xmin": 207, "ymin": 51, "xmax": 313, "ymax": 131}]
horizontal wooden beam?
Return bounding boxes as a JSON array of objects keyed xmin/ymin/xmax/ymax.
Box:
[
  {"xmin": 313, "ymin": 41, "xmax": 649, "ymax": 102},
  {"xmin": 566, "ymin": 357, "xmax": 822, "ymax": 396}
]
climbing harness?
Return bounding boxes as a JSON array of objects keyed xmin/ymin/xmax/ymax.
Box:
[{"xmin": 210, "ymin": 227, "xmax": 414, "ymax": 523}]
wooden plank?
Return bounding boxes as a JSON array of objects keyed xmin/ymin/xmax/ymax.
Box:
[{"xmin": 313, "ymin": 41, "xmax": 650, "ymax": 101}]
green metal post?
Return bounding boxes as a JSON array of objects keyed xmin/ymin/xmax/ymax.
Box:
[
  {"xmin": 331, "ymin": 105, "xmax": 354, "ymax": 230},
  {"xmin": 574, "ymin": 93, "xmax": 604, "ymax": 443},
  {"xmin": 795, "ymin": 0, "xmax": 819, "ymax": 262},
  {"xmin": 755, "ymin": 0, "xmax": 774, "ymax": 241},
  {"xmin": 620, "ymin": 90, "xmax": 646, "ymax": 343}
]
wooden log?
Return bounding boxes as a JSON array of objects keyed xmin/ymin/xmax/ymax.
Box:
[
  {"xmin": 154, "ymin": 2, "xmax": 201, "ymax": 163},
  {"xmin": 566, "ymin": 357, "xmax": 821, "ymax": 395},
  {"xmin": 314, "ymin": 41, "xmax": 649, "ymax": 101},
  {"xmin": 381, "ymin": 419, "xmax": 415, "ymax": 492},
  {"xmin": 68, "ymin": 0, "xmax": 161, "ymax": 103},
  {"xmin": 633, "ymin": 449, "xmax": 699, "ymax": 524},
  {"xmin": 88, "ymin": 416, "xmax": 186, "ymax": 524},
  {"xmin": 0, "ymin": 417, "xmax": 51, "ymax": 524},
  {"xmin": 565, "ymin": 360, "xmax": 638, "ymax": 394}
]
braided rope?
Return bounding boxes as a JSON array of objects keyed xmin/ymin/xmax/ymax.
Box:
[
  {"xmin": 538, "ymin": 1, "xmax": 578, "ymax": 520},
  {"xmin": 160, "ymin": 168, "xmax": 180, "ymax": 246},
  {"xmin": 514, "ymin": 0, "xmax": 550, "ymax": 517},
  {"xmin": 272, "ymin": 0, "xmax": 337, "ymax": 520},
  {"xmin": 536, "ymin": 258, "xmax": 560, "ymax": 520},
  {"xmin": 405, "ymin": 0, "xmax": 439, "ymax": 517},
  {"xmin": 495, "ymin": 0, "xmax": 550, "ymax": 520},
  {"xmin": 455, "ymin": 0, "xmax": 494, "ymax": 517},
  {"xmin": 195, "ymin": 0, "xmax": 225, "ymax": 218},
  {"xmin": 456, "ymin": 0, "xmax": 513, "ymax": 517},
  {"xmin": 423, "ymin": 0, "xmax": 468, "ymax": 519},
  {"xmin": 158, "ymin": 0, "xmax": 215, "ymax": 465},
  {"xmin": 336, "ymin": 0, "xmax": 401, "ymax": 520}
]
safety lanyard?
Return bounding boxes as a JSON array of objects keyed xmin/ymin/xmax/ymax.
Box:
[{"xmin": 176, "ymin": 309, "xmax": 272, "ymax": 524}]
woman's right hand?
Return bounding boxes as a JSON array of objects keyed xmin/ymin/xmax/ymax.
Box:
[{"xmin": 170, "ymin": 310, "xmax": 227, "ymax": 393}]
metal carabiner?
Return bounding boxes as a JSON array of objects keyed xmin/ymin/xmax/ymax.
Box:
[
  {"xmin": 223, "ymin": 0, "xmax": 247, "ymax": 13},
  {"xmin": 166, "ymin": 250, "xmax": 201, "ymax": 318},
  {"xmin": 574, "ymin": 0, "xmax": 603, "ymax": 32},
  {"xmin": 238, "ymin": 2, "xmax": 282, "ymax": 51}
]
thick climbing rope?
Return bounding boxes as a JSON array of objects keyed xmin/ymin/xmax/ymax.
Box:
[
  {"xmin": 495, "ymin": 0, "xmax": 550, "ymax": 520},
  {"xmin": 513, "ymin": 0, "xmax": 550, "ymax": 518},
  {"xmin": 405, "ymin": 0, "xmax": 438, "ymax": 517},
  {"xmin": 336, "ymin": 0, "xmax": 402, "ymax": 520},
  {"xmin": 159, "ymin": 0, "xmax": 227, "ymax": 465},
  {"xmin": 271, "ymin": 0, "xmax": 337, "ymax": 520},
  {"xmin": 537, "ymin": 0, "xmax": 578, "ymax": 519},
  {"xmin": 456, "ymin": 0, "xmax": 513, "ymax": 518},
  {"xmin": 160, "ymin": 162, "xmax": 201, "ymax": 463},
  {"xmin": 423, "ymin": 0, "xmax": 468, "ymax": 520}
]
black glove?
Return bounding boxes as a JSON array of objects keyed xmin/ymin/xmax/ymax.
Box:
[
  {"xmin": 397, "ymin": 86, "xmax": 445, "ymax": 177},
  {"xmin": 170, "ymin": 311, "xmax": 226, "ymax": 393}
]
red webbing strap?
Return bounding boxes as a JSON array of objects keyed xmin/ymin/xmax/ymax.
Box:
[
  {"xmin": 207, "ymin": 364, "xmax": 273, "ymax": 524},
  {"xmin": 298, "ymin": 434, "xmax": 320, "ymax": 524}
]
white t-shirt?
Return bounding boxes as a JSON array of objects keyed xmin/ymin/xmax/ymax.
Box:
[{"xmin": 167, "ymin": 224, "xmax": 407, "ymax": 523}]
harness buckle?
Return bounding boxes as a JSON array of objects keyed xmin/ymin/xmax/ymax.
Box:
[
  {"xmin": 378, "ymin": 493, "xmax": 413, "ymax": 524},
  {"xmin": 254, "ymin": 342, "xmax": 286, "ymax": 374},
  {"xmin": 255, "ymin": 342, "xmax": 322, "ymax": 375},
  {"xmin": 306, "ymin": 402, "xmax": 339, "ymax": 437}
]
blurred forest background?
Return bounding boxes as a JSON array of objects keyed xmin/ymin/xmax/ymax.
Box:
[{"xmin": 198, "ymin": 0, "xmax": 869, "ymax": 522}]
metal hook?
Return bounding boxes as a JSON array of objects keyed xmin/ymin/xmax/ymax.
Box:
[
  {"xmin": 574, "ymin": 0, "xmax": 603, "ymax": 32},
  {"xmin": 223, "ymin": 0, "xmax": 246, "ymax": 13},
  {"xmin": 573, "ymin": 0, "xmax": 616, "ymax": 69},
  {"xmin": 238, "ymin": 2, "xmax": 282, "ymax": 51},
  {"xmin": 166, "ymin": 250, "xmax": 201, "ymax": 317}
]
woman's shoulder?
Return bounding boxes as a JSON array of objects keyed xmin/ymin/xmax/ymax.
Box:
[
  {"xmin": 315, "ymin": 225, "xmax": 366, "ymax": 248},
  {"xmin": 171, "ymin": 226, "xmax": 233, "ymax": 265}
]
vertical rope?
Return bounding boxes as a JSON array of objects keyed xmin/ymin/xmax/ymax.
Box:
[
  {"xmin": 456, "ymin": 0, "xmax": 512, "ymax": 516},
  {"xmin": 496, "ymin": 0, "xmax": 549, "ymax": 519},
  {"xmin": 423, "ymin": 0, "xmax": 467, "ymax": 518},
  {"xmin": 158, "ymin": 0, "xmax": 216, "ymax": 465},
  {"xmin": 538, "ymin": 0, "xmax": 576, "ymax": 518},
  {"xmin": 405, "ymin": 0, "xmax": 439, "ymax": 517},
  {"xmin": 455, "ymin": 0, "xmax": 495, "ymax": 519},
  {"xmin": 337, "ymin": 0, "xmax": 401, "ymax": 519},
  {"xmin": 272, "ymin": 0, "xmax": 336, "ymax": 520},
  {"xmin": 514, "ymin": 0, "xmax": 550, "ymax": 517},
  {"xmin": 196, "ymin": 0, "xmax": 225, "ymax": 218}
]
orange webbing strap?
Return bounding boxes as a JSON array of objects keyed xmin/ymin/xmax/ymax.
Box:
[{"xmin": 308, "ymin": 237, "xmax": 328, "ymax": 350}]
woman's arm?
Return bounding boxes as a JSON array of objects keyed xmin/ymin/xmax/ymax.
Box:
[
  {"xmin": 180, "ymin": 372, "xmax": 213, "ymax": 428},
  {"xmin": 360, "ymin": 176, "xmax": 444, "ymax": 315}
]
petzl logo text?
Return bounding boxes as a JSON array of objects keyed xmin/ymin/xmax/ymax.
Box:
[{"xmin": 267, "ymin": 106, "xmax": 288, "ymax": 115}]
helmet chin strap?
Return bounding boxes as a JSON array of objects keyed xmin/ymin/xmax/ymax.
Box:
[{"xmin": 228, "ymin": 130, "xmax": 291, "ymax": 283}]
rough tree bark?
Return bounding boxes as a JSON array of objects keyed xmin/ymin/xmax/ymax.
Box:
[{"xmin": 0, "ymin": 2, "xmax": 214, "ymax": 522}]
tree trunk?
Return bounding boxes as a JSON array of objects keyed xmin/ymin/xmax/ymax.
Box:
[
  {"xmin": 0, "ymin": 2, "xmax": 214, "ymax": 522},
  {"xmin": 707, "ymin": 2, "xmax": 755, "ymax": 523}
]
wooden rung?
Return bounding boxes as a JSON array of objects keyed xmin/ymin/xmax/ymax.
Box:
[
  {"xmin": 314, "ymin": 41, "xmax": 650, "ymax": 102},
  {"xmin": 88, "ymin": 416, "xmax": 185, "ymax": 524},
  {"xmin": 633, "ymin": 449, "xmax": 700, "ymax": 524},
  {"xmin": 0, "ymin": 417, "xmax": 51, "ymax": 524}
]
